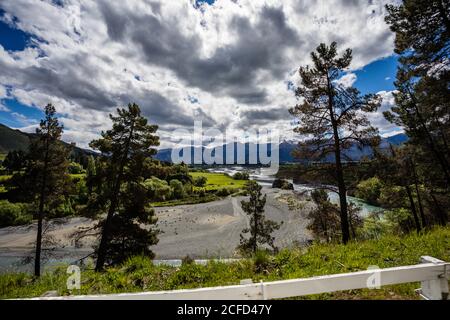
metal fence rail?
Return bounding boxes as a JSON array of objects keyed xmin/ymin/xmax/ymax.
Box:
[{"xmin": 27, "ymin": 256, "xmax": 449, "ymax": 300}]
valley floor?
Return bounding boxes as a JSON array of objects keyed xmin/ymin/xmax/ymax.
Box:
[
  {"xmin": 0, "ymin": 187, "xmax": 313, "ymax": 272},
  {"xmin": 1, "ymin": 226, "xmax": 449, "ymax": 299}
]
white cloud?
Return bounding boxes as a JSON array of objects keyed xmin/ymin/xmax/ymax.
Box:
[
  {"xmin": 369, "ymin": 90, "xmax": 402, "ymax": 136},
  {"xmin": 16, "ymin": 123, "xmax": 39, "ymax": 133},
  {"xmin": 0, "ymin": 103, "xmax": 9, "ymax": 112},
  {"xmin": 0, "ymin": 0, "xmax": 397, "ymax": 148},
  {"xmin": 335, "ymin": 73, "xmax": 357, "ymax": 88},
  {"xmin": 0, "ymin": 84, "xmax": 7, "ymax": 98},
  {"xmin": 11, "ymin": 111, "xmax": 34, "ymax": 125}
]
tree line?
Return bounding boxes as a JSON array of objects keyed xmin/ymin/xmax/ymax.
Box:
[
  {"xmin": 289, "ymin": 0, "xmax": 449, "ymax": 243},
  {"xmin": 0, "ymin": 0, "xmax": 447, "ymax": 275}
]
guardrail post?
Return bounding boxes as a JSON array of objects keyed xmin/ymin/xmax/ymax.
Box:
[{"xmin": 417, "ymin": 256, "xmax": 449, "ymax": 300}]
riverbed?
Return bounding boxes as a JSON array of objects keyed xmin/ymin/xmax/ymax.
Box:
[
  {"xmin": 208, "ymin": 166, "xmax": 384, "ymax": 217},
  {"xmin": 0, "ymin": 166, "xmax": 382, "ymax": 273}
]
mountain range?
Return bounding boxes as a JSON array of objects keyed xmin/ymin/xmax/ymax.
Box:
[
  {"xmin": 154, "ymin": 134, "xmax": 408, "ymax": 164},
  {"xmin": 0, "ymin": 123, "xmax": 407, "ymax": 164}
]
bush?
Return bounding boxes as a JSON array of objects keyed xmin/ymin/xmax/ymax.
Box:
[
  {"xmin": 216, "ymin": 188, "xmax": 231, "ymax": 197},
  {"xmin": 193, "ymin": 176, "xmax": 207, "ymax": 187},
  {"xmin": 76, "ymin": 180, "xmax": 89, "ymax": 204},
  {"xmin": 253, "ymin": 250, "xmax": 275, "ymax": 273},
  {"xmin": 68, "ymin": 162, "xmax": 85, "ymax": 174},
  {"xmin": 361, "ymin": 208, "xmax": 416, "ymax": 239},
  {"xmin": 181, "ymin": 255, "xmax": 195, "ymax": 266},
  {"xmin": 232, "ymin": 172, "xmax": 249, "ymax": 180},
  {"xmin": 272, "ymin": 178, "xmax": 294, "ymax": 190},
  {"xmin": 216, "ymin": 188, "xmax": 239, "ymax": 197},
  {"xmin": 144, "ymin": 177, "xmax": 172, "ymax": 201},
  {"xmin": 355, "ymin": 177, "xmax": 383, "ymax": 205},
  {"xmin": 170, "ymin": 179, "xmax": 185, "ymax": 199},
  {"xmin": 194, "ymin": 188, "xmax": 206, "ymax": 197},
  {"xmin": 0, "ymin": 200, "xmax": 32, "ymax": 227}
]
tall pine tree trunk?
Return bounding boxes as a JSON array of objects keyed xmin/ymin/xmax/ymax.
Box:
[
  {"xmin": 327, "ymin": 75, "xmax": 350, "ymax": 244},
  {"xmin": 429, "ymin": 192, "xmax": 447, "ymax": 226},
  {"xmin": 34, "ymin": 208, "xmax": 43, "ymax": 277},
  {"xmin": 405, "ymin": 185, "xmax": 421, "ymax": 232},
  {"xmin": 333, "ymin": 138, "xmax": 350, "ymax": 244},
  {"xmin": 35, "ymin": 135, "xmax": 49, "ymax": 277},
  {"xmin": 412, "ymin": 163, "xmax": 426, "ymax": 228},
  {"xmin": 252, "ymin": 206, "xmax": 258, "ymax": 255}
]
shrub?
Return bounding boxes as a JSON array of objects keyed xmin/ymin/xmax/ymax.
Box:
[
  {"xmin": 193, "ymin": 176, "xmax": 207, "ymax": 187},
  {"xmin": 355, "ymin": 177, "xmax": 383, "ymax": 205},
  {"xmin": 181, "ymin": 255, "xmax": 195, "ymax": 266},
  {"xmin": 361, "ymin": 208, "xmax": 416, "ymax": 239},
  {"xmin": 253, "ymin": 250, "xmax": 275, "ymax": 273},
  {"xmin": 0, "ymin": 200, "xmax": 32, "ymax": 227},
  {"xmin": 68, "ymin": 162, "xmax": 85, "ymax": 174},
  {"xmin": 169, "ymin": 179, "xmax": 185, "ymax": 199},
  {"xmin": 144, "ymin": 177, "xmax": 172, "ymax": 201},
  {"xmin": 272, "ymin": 178, "xmax": 294, "ymax": 190},
  {"xmin": 232, "ymin": 172, "xmax": 249, "ymax": 180},
  {"xmin": 215, "ymin": 187, "xmax": 239, "ymax": 197},
  {"xmin": 215, "ymin": 188, "xmax": 230, "ymax": 197}
]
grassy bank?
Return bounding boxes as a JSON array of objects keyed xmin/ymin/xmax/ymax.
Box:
[
  {"xmin": 153, "ymin": 193, "xmax": 219, "ymax": 207},
  {"xmin": 1, "ymin": 227, "xmax": 449, "ymax": 299},
  {"xmin": 190, "ymin": 172, "xmax": 247, "ymax": 191}
]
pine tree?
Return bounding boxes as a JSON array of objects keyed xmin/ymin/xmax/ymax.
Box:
[
  {"xmin": 238, "ymin": 181, "xmax": 281, "ymax": 255},
  {"xmin": 289, "ymin": 42, "xmax": 381, "ymax": 244},
  {"xmin": 384, "ymin": 0, "xmax": 450, "ymax": 187},
  {"xmin": 307, "ymin": 189, "xmax": 340, "ymax": 242},
  {"xmin": 87, "ymin": 103, "xmax": 160, "ymax": 271},
  {"xmin": 15, "ymin": 104, "xmax": 71, "ymax": 277},
  {"xmin": 3, "ymin": 150, "xmax": 26, "ymax": 173},
  {"xmin": 85, "ymin": 155, "xmax": 96, "ymax": 194}
]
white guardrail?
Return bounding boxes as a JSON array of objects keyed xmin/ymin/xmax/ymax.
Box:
[{"xmin": 28, "ymin": 256, "xmax": 449, "ymax": 300}]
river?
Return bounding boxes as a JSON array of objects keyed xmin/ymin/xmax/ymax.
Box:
[{"xmin": 208, "ymin": 166, "xmax": 384, "ymax": 217}]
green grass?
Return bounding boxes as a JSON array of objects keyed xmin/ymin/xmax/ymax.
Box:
[
  {"xmin": 1, "ymin": 227, "xmax": 449, "ymax": 299},
  {"xmin": 189, "ymin": 172, "xmax": 247, "ymax": 191},
  {"xmin": 0, "ymin": 175, "xmax": 11, "ymax": 193},
  {"xmin": 0, "ymin": 154, "xmax": 6, "ymax": 161},
  {"xmin": 69, "ymin": 173, "xmax": 86, "ymax": 180},
  {"xmin": 0, "ymin": 175, "xmax": 11, "ymax": 183}
]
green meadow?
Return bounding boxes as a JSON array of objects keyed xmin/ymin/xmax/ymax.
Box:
[{"xmin": 190, "ymin": 172, "xmax": 247, "ymax": 191}]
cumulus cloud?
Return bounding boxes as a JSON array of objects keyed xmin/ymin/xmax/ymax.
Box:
[
  {"xmin": 0, "ymin": 84, "xmax": 7, "ymax": 98},
  {"xmin": 335, "ymin": 73, "xmax": 357, "ymax": 88},
  {"xmin": 370, "ymin": 90, "xmax": 402, "ymax": 136},
  {"xmin": 0, "ymin": 0, "xmax": 398, "ymax": 147}
]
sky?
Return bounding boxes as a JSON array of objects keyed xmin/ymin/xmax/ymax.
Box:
[{"xmin": 0, "ymin": 0, "xmax": 402, "ymax": 149}]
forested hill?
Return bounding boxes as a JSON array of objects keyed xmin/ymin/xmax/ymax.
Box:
[
  {"xmin": 0, "ymin": 123, "xmax": 31, "ymax": 154},
  {"xmin": 0, "ymin": 123, "xmax": 95, "ymax": 158}
]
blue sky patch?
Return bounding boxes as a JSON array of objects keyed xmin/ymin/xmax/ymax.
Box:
[
  {"xmin": 0, "ymin": 99, "xmax": 43, "ymax": 128},
  {"xmin": 0, "ymin": 9, "xmax": 34, "ymax": 52},
  {"xmin": 196, "ymin": 0, "xmax": 216, "ymax": 6},
  {"xmin": 353, "ymin": 55, "xmax": 398, "ymax": 94}
]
